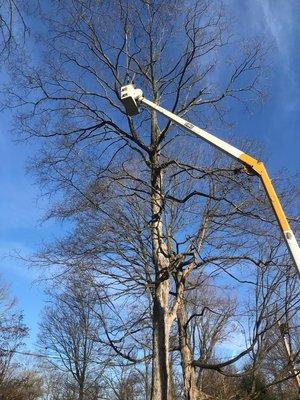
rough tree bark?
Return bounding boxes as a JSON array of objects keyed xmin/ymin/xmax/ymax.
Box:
[
  {"xmin": 150, "ymin": 107, "xmax": 173, "ymax": 399},
  {"xmin": 177, "ymin": 294, "xmax": 203, "ymax": 400}
]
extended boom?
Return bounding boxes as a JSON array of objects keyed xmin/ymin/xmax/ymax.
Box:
[{"xmin": 120, "ymin": 84, "xmax": 300, "ymax": 276}]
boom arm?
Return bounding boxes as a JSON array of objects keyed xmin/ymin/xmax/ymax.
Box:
[{"xmin": 121, "ymin": 84, "xmax": 300, "ymax": 275}]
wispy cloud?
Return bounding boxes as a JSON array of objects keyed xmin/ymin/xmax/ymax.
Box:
[{"xmin": 253, "ymin": 0, "xmax": 296, "ymax": 75}]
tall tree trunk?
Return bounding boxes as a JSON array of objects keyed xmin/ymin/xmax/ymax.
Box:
[
  {"xmin": 151, "ymin": 281, "xmax": 172, "ymax": 400},
  {"xmin": 150, "ymin": 111, "xmax": 173, "ymax": 400},
  {"xmin": 78, "ymin": 383, "xmax": 84, "ymax": 400},
  {"xmin": 178, "ymin": 298, "xmax": 207, "ymax": 400}
]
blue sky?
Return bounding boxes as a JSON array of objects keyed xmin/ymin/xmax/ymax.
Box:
[
  {"xmin": 0, "ymin": 112, "xmax": 60, "ymax": 344},
  {"xmin": 0, "ymin": 0, "xmax": 299, "ymax": 355},
  {"xmin": 229, "ymin": 0, "xmax": 300, "ymax": 176}
]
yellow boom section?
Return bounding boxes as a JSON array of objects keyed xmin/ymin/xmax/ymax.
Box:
[{"xmin": 239, "ymin": 154, "xmax": 290, "ymax": 232}]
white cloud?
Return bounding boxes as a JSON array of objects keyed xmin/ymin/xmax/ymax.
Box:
[{"xmin": 254, "ymin": 0, "xmax": 295, "ymax": 74}]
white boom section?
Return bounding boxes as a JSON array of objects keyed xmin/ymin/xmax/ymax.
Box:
[
  {"xmin": 142, "ymin": 98, "xmax": 244, "ymax": 159},
  {"xmin": 120, "ymin": 85, "xmax": 300, "ymax": 276}
]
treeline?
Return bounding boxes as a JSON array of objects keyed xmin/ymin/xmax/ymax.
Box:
[{"xmin": 0, "ymin": 270, "xmax": 299, "ymax": 399}]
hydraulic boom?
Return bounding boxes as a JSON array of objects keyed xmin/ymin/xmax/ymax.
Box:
[{"xmin": 120, "ymin": 84, "xmax": 300, "ymax": 276}]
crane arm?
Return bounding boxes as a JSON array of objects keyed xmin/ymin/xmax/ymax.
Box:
[{"xmin": 120, "ymin": 85, "xmax": 300, "ymax": 275}]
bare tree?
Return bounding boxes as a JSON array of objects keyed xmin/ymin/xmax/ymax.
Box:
[
  {"xmin": 246, "ymin": 273, "xmax": 300, "ymax": 400},
  {"xmin": 0, "ymin": 370, "xmax": 43, "ymax": 400},
  {"xmin": 0, "ymin": 0, "xmax": 27, "ymax": 59},
  {"xmin": 0, "ymin": 278, "xmax": 27, "ymax": 389},
  {"xmin": 38, "ymin": 275, "xmax": 104, "ymax": 400},
  {"xmin": 5, "ymin": 1, "xmax": 300, "ymax": 399},
  {"xmin": 176, "ymin": 278, "xmax": 236, "ymax": 399}
]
